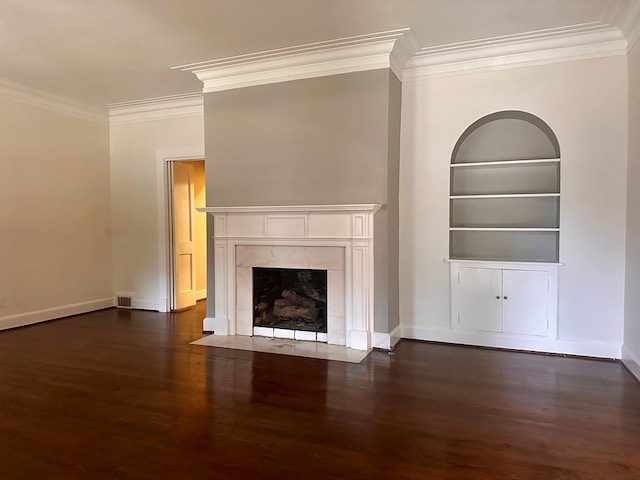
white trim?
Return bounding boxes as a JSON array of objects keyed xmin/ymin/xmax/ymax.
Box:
[
  {"xmin": 0, "ymin": 298, "xmax": 114, "ymax": 331},
  {"xmin": 109, "ymin": 93, "xmax": 204, "ymax": 125},
  {"xmin": 450, "ymin": 159, "xmax": 560, "ymax": 167},
  {"xmin": 196, "ymin": 289, "xmax": 207, "ymax": 301},
  {"xmin": 390, "ymin": 324, "xmax": 402, "ymax": 348},
  {"xmin": 450, "ymin": 194, "xmax": 560, "ymax": 199},
  {"xmin": 155, "ymin": 147, "xmax": 206, "ymax": 313},
  {"xmin": 372, "ymin": 332, "xmax": 389, "ymax": 349},
  {"xmin": 0, "ymin": 78, "xmax": 107, "ymax": 124},
  {"xmin": 131, "ymin": 297, "xmax": 162, "ymax": 311},
  {"xmin": 402, "ymin": 326, "xmax": 621, "ymax": 359},
  {"xmin": 608, "ymin": 0, "xmax": 640, "ymax": 51},
  {"xmin": 449, "ymin": 227, "xmax": 559, "ymax": 232},
  {"xmin": 203, "ymin": 316, "xmax": 225, "ymax": 334},
  {"xmin": 372, "ymin": 324, "xmax": 402, "ymax": 349},
  {"xmin": 444, "ymin": 259, "xmax": 564, "ymax": 267},
  {"xmin": 205, "ymin": 207, "xmax": 379, "ymax": 350},
  {"xmin": 404, "ymin": 25, "xmax": 627, "ymax": 81},
  {"xmin": 175, "ymin": 29, "xmax": 416, "ymax": 92},
  {"xmin": 626, "ymin": 10, "xmax": 640, "ymax": 51},
  {"xmin": 622, "ymin": 344, "xmax": 640, "ymax": 382},
  {"xmin": 197, "ymin": 204, "xmax": 381, "ymax": 214}
]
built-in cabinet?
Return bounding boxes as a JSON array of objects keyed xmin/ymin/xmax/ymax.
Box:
[
  {"xmin": 449, "ymin": 111, "xmax": 561, "ymax": 344},
  {"xmin": 450, "ymin": 261, "xmax": 557, "ymax": 338}
]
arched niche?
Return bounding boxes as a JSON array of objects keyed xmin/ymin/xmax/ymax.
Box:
[
  {"xmin": 452, "ymin": 111, "xmax": 560, "ymax": 163},
  {"xmin": 449, "ymin": 110, "xmax": 560, "ymax": 263}
]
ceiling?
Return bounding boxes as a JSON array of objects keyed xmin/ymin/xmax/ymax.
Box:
[{"xmin": 0, "ymin": 0, "xmax": 634, "ymax": 110}]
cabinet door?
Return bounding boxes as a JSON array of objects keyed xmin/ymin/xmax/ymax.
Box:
[
  {"xmin": 455, "ymin": 267, "xmax": 502, "ymax": 332},
  {"xmin": 502, "ymin": 269, "xmax": 549, "ymax": 336}
]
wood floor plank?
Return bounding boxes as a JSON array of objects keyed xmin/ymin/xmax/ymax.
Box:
[{"xmin": 0, "ymin": 302, "xmax": 638, "ymax": 479}]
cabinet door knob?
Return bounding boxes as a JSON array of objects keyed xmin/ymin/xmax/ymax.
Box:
[
  {"xmin": 496, "ymin": 295, "xmax": 500, "ymax": 299},
  {"xmin": 503, "ymin": 296, "xmax": 508, "ymax": 300}
]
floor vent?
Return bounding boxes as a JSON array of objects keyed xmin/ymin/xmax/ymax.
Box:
[{"xmin": 116, "ymin": 295, "xmax": 133, "ymax": 309}]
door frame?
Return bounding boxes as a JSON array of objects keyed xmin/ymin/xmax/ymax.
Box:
[{"xmin": 156, "ymin": 147, "xmax": 205, "ymax": 312}]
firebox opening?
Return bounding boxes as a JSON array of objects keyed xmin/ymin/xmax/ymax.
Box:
[{"xmin": 253, "ymin": 267, "xmax": 327, "ymax": 333}]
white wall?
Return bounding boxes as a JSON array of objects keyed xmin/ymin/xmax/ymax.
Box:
[
  {"xmin": 0, "ymin": 97, "xmax": 113, "ymax": 328},
  {"xmin": 400, "ymin": 55, "xmax": 629, "ymax": 358},
  {"xmin": 109, "ymin": 115, "xmax": 204, "ymax": 310},
  {"xmin": 623, "ymin": 39, "xmax": 640, "ymax": 377}
]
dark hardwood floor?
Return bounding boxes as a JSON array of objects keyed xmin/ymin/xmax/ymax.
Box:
[{"xmin": 0, "ymin": 302, "xmax": 638, "ymax": 479}]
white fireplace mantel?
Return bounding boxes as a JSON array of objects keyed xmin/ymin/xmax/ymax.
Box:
[
  {"xmin": 197, "ymin": 204, "xmax": 381, "ymax": 214},
  {"xmin": 197, "ymin": 204, "xmax": 381, "ymax": 351}
]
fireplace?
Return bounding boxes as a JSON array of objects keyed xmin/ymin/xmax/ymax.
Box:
[
  {"xmin": 253, "ymin": 267, "xmax": 328, "ymax": 335},
  {"xmin": 197, "ymin": 204, "xmax": 381, "ymax": 351}
]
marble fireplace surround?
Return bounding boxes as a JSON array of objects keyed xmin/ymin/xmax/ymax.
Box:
[{"xmin": 197, "ymin": 204, "xmax": 381, "ymax": 351}]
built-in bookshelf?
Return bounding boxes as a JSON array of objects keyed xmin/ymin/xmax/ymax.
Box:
[{"xmin": 449, "ymin": 112, "xmax": 560, "ymax": 263}]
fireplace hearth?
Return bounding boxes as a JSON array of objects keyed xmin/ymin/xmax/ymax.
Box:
[{"xmin": 253, "ymin": 267, "xmax": 327, "ymax": 333}]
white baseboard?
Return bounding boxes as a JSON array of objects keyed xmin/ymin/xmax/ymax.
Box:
[
  {"xmin": 130, "ymin": 295, "xmax": 204, "ymax": 312},
  {"xmin": 157, "ymin": 296, "xmax": 169, "ymax": 313},
  {"xmin": 196, "ymin": 289, "xmax": 207, "ymax": 301},
  {"xmin": 372, "ymin": 324, "xmax": 402, "ymax": 349},
  {"xmin": 402, "ymin": 326, "xmax": 621, "ymax": 359},
  {"xmin": 348, "ymin": 329, "xmax": 370, "ymax": 351},
  {"xmin": 390, "ymin": 324, "xmax": 402, "ymax": 348},
  {"xmin": 203, "ymin": 316, "xmax": 227, "ymax": 334},
  {"xmin": 622, "ymin": 344, "xmax": 640, "ymax": 381},
  {"xmin": 131, "ymin": 297, "xmax": 161, "ymax": 311},
  {"xmin": 0, "ymin": 297, "xmax": 115, "ymax": 331}
]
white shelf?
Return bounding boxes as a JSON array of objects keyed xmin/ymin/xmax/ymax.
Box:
[
  {"xmin": 450, "ymin": 193, "xmax": 559, "ymax": 199},
  {"xmin": 450, "ymin": 158, "xmax": 560, "ymax": 168},
  {"xmin": 450, "ymin": 227, "xmax": 559, "ymax": 232},
  {"xmin": 445, "ymin": 259, "xmax": 564, "ymax": 266}
]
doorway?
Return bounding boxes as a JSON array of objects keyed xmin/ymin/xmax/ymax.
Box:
[{"xmin": 168, "ymin": 159, "xmax": 206, "ymax": 311}]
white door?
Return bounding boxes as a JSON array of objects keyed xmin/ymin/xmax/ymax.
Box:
[
  {"xmin": 502, "ymin": 269, "xmax": 549, "ymax": 336},
  {"xmin": 172, "ymin": 162, "xmax": 197, "ymax": 310},
  {"xmin": 456, "ymin": 267, "xmax": 502, "ymax": 332}
]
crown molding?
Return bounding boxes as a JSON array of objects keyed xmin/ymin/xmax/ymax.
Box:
[
  {"xmin": 389, "ymin": 30, "xmax": 421, "ymax": 80},
  {"xmin": 613, "ymin": 0, "xmax": 640, "ymax": 51},
  {"xmin": 175, "ymin": 29, "xmax": 417, "ymax": 93},
  {"xmin": 109, "ymin": 93, "xmax": 204, "ymax": 125},
  {"xmin": 403, "ymin": 24, "xmax": 627, "ymax": 81},
  {"xmin": 0, "ymin": 79, "xmax": 107, "ymax": 124}
]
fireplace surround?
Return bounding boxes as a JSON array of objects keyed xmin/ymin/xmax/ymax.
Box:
[{"xmin": 197, "ymin": 204, "xmax": 381, "ymax": 351}]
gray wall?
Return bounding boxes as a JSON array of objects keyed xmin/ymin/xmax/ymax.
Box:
[
  {"xmin": 204, "ymin": 70, "xmax": 391, "ymax": 205},
  {"xmin": 386, "ymin": 72, "xmax": 401, "ymax": 333},
  {"xmin": 204, "ymin": 69, "xmax": 400, "ymax": 334}
]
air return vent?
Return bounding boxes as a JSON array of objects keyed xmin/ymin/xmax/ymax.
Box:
[{"xmin": 115, "ymin": 294, "xmax": 133, "ymax": 309}]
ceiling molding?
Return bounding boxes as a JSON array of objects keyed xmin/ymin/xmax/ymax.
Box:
[
  {"xmin": 109, "ymin": 93, "xmax": 203, "ymax": 125},
  {"xmin": 0, "ymin": 79, "xmax": 107, "ymax": 124},
  {"xmin": 613, "ymin": 0, "xmax": 640, "ymax": 51},
  {"xmin": 175, "ymin": 29, "xmax": 417, "ymax": 93},
  {"xmin": 404, "ymin": 24, "xmax": 627, "ymax": 81},
  {"xmin": 389, "ymin": 30, "xmax": 421, "ymax": 80}
]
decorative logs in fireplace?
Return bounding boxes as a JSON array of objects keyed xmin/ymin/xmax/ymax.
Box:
[{"xmin": 253, "ymin": 267, "xmax": 327, "ymax": 333}]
